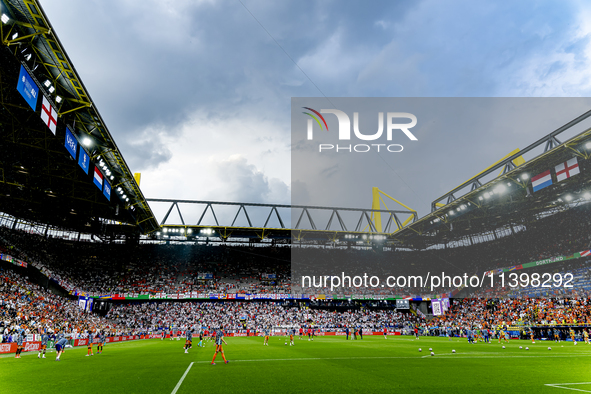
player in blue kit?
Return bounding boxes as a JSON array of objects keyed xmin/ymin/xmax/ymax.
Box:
[
  {"xmin": 467, "ymin": 328, "xmax": 475, "ymax": 344},
  {"xmin": 184, "ymin": 329, "xmax": 193, "ymax": 354},
  {"xmin": 211, "ymin": 328, "xmax": 228, "ymax": 365},
  {"xmin": 97, "ymin": 331, "xmax": 105, "ymax": 354},
  {"xmin": 263, "ymin": 327, "xmax": 270, "ymax": 346},
  {"xmin": 14, "ymin": 330, "xmax": 25, "ymax": 359},
  {"xmin": 86, "ymin": 330, "xmax": 94, "ymax": 356},
  {"xmin": 55, "ymin": 337, "xmax": 68, "ymax": 361},
  {"xmin": 198, "ymin": 329, "xmax": 204, "ymax": 348},
  {"xmin": 39, "ymin": 332, "xmax": 49, "ymax": 358}
]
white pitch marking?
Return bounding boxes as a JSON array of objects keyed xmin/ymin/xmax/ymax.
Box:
[
  {"xmin": 544, "ymin": 383, "xmax": 591, "ymax": 393},
  {"xmin": 171, "ymin": 362, "xmax": 194, "ymax": 394}
]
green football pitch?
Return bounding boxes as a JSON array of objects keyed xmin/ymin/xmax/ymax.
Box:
[{"xmin": 2, "ymin": 335, "xmax": 591, "ymax": 393}]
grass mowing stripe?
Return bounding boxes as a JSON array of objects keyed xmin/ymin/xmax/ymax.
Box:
[
  {"xmin": 171, "ymin": 362, "xmax": 193, "ymax": 394},
  {"xmin": 192, "ymin": 356, "xmax": 420, "ymax": 363}
]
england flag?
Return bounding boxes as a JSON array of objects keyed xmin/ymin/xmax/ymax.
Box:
[
  {"xmin": 40, "ymin": 96, "xmax": 57, "ymax": 135},
  {"xmin": 555, "ymin": 157, "xmax": 580, "ymax": 182}
]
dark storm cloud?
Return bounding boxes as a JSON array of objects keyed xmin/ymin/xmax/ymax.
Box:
[
  {"xmin": 210, "ymin": 156, "xmax": 289, "ymax": 204},
  {"xmin": 39, "ymin": 0, "xmax": 591, "ymax": 210},
  {"xmin": 121, "ymin": 135, "xmax": 173, "ymax": 171}
]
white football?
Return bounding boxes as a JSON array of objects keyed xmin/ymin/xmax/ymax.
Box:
[
  {"xmin": 429, "ymin": 348, "xmax": 433, "ymax": 351},
  {"xmin": 525, "ymin": 347, "xmax": 529, "ymax": 350},
  {"xmin": 419, "ymin": 348, "xmax": 422, "ymax": 352},
  {"xmin": 452, "ymin": 349, "xmax": 455, "ymax": 353},
  {"xmin": 502, "ymin": 346, "xmax": 505, "ymax": 349},
  {"xmin": 284, "ymin": 342, "xmax": 287, "ymax": 345},
  {"xmin": 548, "ymin": 347, "xmax": 551, "ymax": 350},
  {"xmin": 519, "ymin": 346, "xmax": 522, "ymax": 349},
  {"xmin": 430, "ymin": 352, "xmax": 434, "ymax": 356}
]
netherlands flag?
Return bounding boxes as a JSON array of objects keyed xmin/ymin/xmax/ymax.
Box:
[
  {"xmin": 93, "ymin": 167, "xmax": 103, "ymax": 190},
  {"xmin": 531, "ymin": 170, "xmax": 552, "ymax": 192}
]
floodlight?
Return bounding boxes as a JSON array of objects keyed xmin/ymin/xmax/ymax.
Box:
[
  {"xmin": 81, "ymin": 137, "xmax": 92, "ymax": 147},
  {"xmin": 1, "ymin": 14, "xmax": 9, "ymax": 24},
  {"xmin": 55, "ymin": 96, "xmax": 62, "ymax": 103},
  {"xmin": 493, "ymin": 184, "xmax": 506, "ymax": 194}
]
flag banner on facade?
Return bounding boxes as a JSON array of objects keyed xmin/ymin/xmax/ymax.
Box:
[
  {"xmin": 555, "ymin": 157, "xmax": 580, "ymax": 182},
  {"xmin": 531, "ymin": 170, "xmax": 552, "ymax": 192}
]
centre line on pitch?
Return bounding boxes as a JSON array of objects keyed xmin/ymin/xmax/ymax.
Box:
[{"xmin": 171, "ymin": 362, "xmax": 193, "ymax": 394}]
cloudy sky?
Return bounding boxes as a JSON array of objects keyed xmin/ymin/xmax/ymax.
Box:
[{"xmin": 40, "ymin": 0, "xmax": 591, "ymax": 224}]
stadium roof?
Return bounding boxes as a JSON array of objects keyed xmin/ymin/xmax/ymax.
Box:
[
  {"xmin": 1, "ymin": 0, "xmax": 589, "ymax": 247},
  {"xmin": 391, "ymin": 111, "xmax": 591, "ymax": 249},
  {"xmin": 0, "ymin": 0, "xmax": 159, "ymax": 236}
]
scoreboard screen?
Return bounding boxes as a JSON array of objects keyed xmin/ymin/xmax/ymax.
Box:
[{"xmin": 396, "ymin": 299, "xmax": 410, "ymax": 309}]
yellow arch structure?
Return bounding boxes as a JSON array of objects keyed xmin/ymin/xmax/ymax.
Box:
[{"xmin": 370, "ymin": 187, "xmax": 416, "ymax": 233}]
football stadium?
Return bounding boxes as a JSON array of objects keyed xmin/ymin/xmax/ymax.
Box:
[{"xmin": 2, "ymin": 1, "xmax": 591, "ymax": 393}]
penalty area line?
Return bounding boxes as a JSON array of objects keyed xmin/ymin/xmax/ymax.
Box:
[{"xmin": 171, "ymin": 362, "xmax": 193, "ymax": 394}]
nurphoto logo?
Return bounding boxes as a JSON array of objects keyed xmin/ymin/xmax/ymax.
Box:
[{"xmin": 303, "ymin": 107, "xmax": 417, "ymax": 153}]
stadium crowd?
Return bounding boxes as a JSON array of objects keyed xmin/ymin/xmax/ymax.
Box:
[
  {"xmin": 3, "ymin": 260, "xmax": 591, "ymax": 347},
  {"xmin": 431, "ymin": 297, "xmax": 591, "ymax": 328},
  {"xmin": 0, "ymin": 266, "xmax": 128, "ymax": 342},
  {"xmin": 105, "ymin": 301, "xmax": 423, "ymax": 333},
  {"xmin": 1, "ymin": 202, "xmax": 591, "ymax": 348},
  {"xmin": 1, "ymin": 202, "xmax": 590, "ymax": 298}
]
